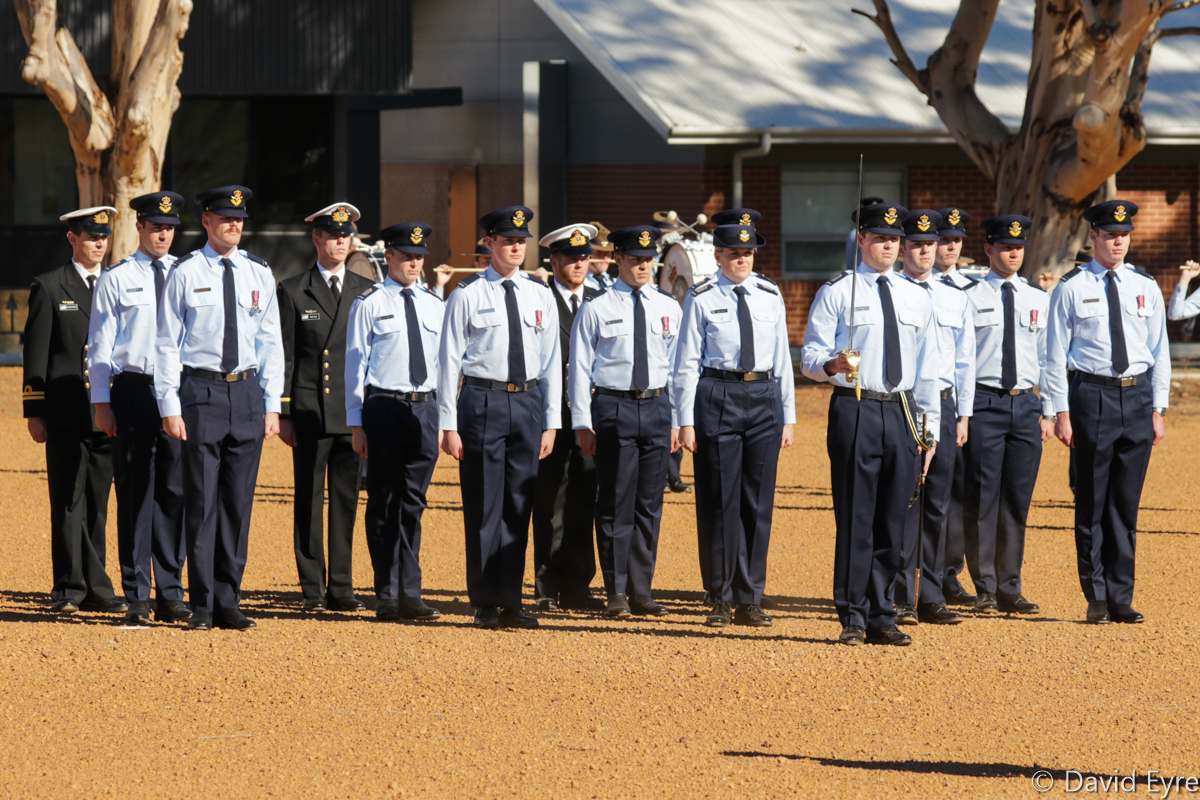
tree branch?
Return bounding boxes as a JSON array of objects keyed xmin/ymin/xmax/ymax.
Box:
[
  {"xmin": 1159, "ymin": 25, "xmax": 1200, "ymax": 37},
  {"xmin": 1165, "ymin": 0, "xmax": 1200, "ymax": 15},
  {"xmin": 852, "ymin": 2, "xmax": 927, "ymax": 96}
]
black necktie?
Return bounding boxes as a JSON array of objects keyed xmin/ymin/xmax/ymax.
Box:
[
  {"xmin": 1001, "ymin": 281, "xmax": 1017, "ymax": 390},
  {"xmin": 330, "ymin": 274, "xmax": 341, "ymax": 306},
  {"xmin": 151, "ymin": 260, "xmax": 165, "ymax": 320},
  {"xmin": 502, "ymin": 279, "xmax": 526, "ymax": 385},
  {"xmin": 877, "ymin": 275, "xmax": 903, "ymax": 387},
  {"xmin": 401, "ymin": 287, "xmax": 428, "ymax": 387},
  {"xmin": 569, "ymin": 293, "xmax": 579, "ymax": 318},
  {"xmin": 632, "ymin": 288, "xmax": 649, "ymax": 391},
  {"xmin": 1106, "ymin": 270, "xmax": 1129, "ymax": 374},
  {"xmin": 221, "ymin": 257, "xmax": 238, "ymax": 373},
  {"xmin": 734, "ymin": 285, "xmax": 755, "ymax": 372},
  {"xmin": 86, "ymin": 274, "xmax": 96, "ymax": 294}
]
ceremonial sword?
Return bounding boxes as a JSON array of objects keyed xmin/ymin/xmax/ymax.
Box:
[{"xmin": 839, "ymin": 154, "xmax": 864, "ymax": 399}]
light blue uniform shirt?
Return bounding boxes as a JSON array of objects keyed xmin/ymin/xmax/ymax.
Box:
[
  {"xmin": 906, "ymin": 271, "xmax": 976, "ymax": 418},
  {"xmin": 963, "ymin": 270, "xmax": 1052, "ymax": 416},
  {"xmin": 1167, "ymin": 278, "xmax": 1200, "ymax": 320},
  {"xmin": 1045, "ymin": 260, "xmax": 1170, "ymax": 413},
  {"xmin": 436, "ymin": 266, "xmax": 561, "ymax": 431},
  {"xmin": 676, "ymin": 272, "xmax": 797, "ymax": 428},
  {"xmin": 88, "ymin": 249, "xmax": 177, "ymax": 403},
  {"xmin": 801, "ymin": 263, "xmax": 940, "ymax": 441},
  {"xmin": 344, "ymin": 276, "xmax": 442, "ymax": 427},
  {"xmin": 584, "ymin": 271, "xmax": 615, "ymax": 292},
  {"xmin": 568, "ymin": 278, "xmax": 682, "ymax": 430},
  {"xmin": 154, "ymin": 242, "xmax": 284, "ymax": 417}
]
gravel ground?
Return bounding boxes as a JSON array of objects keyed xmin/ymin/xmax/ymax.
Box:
[{"xmin": 1, "ymin": 365, "xmax": 1198, "ymax": 799}]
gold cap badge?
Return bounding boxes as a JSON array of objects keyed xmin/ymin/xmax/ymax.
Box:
[
  {"xmin": 738, "ymin": 228, "xmax": 751, "ymax": 243},
  {"xmin": 1008, "ymin": 221, "xmax": 1023, "ymax": 238},
  {"xmin": 332, "ymin": 207, "xmax": 350, "ymax": 223},
  {"xmin": 93, "ymin": 211, "xmax": 109, "ymax": 225},
  {"xmin": 637, "ymin": 230, "xmax": 651, "ymax": 248},
  {"xmin": 158, "ymin": 196, "xmax": 172, "ymax": 214},
  {"xmin": 739, "ymin": 213, "xmax": 752, "ymax": 225},
  {"xmin": 569, "ymin": 230, "xmax": 587, "ymax": 247},
  {"xmin": 410, "ymin": 226, "xmax": 424, "ymax": 245},
  {"xmin": 513, "ymin": 210, "xmax": 525, "ymax": 228},
  {"xmin": 230, "ymin": 190, "xmax": 243, "ymax": 207},
  {"xmin": 883, "ymin": 207, "xmax": 898, "ymax": 226},
  {"xmin": 947, "ymin": 209, "xmax": 961, "ymax": 226},
  {"xmin": 1114, "ymin": 205, "xmax": 1127, "ymax": 223},
  {"xmin": 917, "ymin": 214, "xmax": 931, "ymax": 232}
]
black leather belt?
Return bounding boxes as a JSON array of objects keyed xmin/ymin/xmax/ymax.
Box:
[
  {"xmin": 976, "ymin": 383, "xmax": 1035, "ymax": 397},
  {"xmin": 462, "ymin": 376, "xmax": 540, "ymax": 393},
  {"xmin": 113, "ymin": 371, "xmax": 154, "ymax": 385},
  {"xmin": 183, "ymin": 366, "xmax": 257, "ymax": 383},
  {"xmin": 701, "ymin": 367, "xmax": 774, "ymax": 382},
  {"xmin": 366, "ymin": 387, "xmax": 437, "ymax": 403},
  {"xmin": 834, "ymin": 386, "xmax": 903, "ymax": 402},
  {"xmin": 594, "ymin": 386, "xmax": 667, "ymax": 400},
  {"xmin": 940, "ymin": 388, "xmax": 954, "ymax": 401},
  {"xmin": 1075, "ymin": 371, "xmax": 1148, "ymax": 388}
]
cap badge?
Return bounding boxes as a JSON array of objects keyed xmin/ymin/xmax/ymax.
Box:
[
  {"xmin": 93, "ymin": 211, "xmax": 109, "ymax": 225},
  {"xmin": 884, "ymin": 207, "xmax": 898, "ymax": 226},
  {"xmin": 637, "ymin": 230, "xmax": 652, "ymax": 248},
  {"xmin": 738, "ymin": 228, "xmax": 751, "ymax": 243},
  {"xmin": 158, "ymin": 196, "xmax": 172, "ymax": 214},
  {"xmin": 410, "ymin": 226, "xmax": 424, "ymax": 245},
  {"xmin": 513, "ymin": 210, "xmax": 525, "ymax": 228},
  {"xmin": 948, "ymin": 209, "xmax": 961, "ymax": 226},
  {"xmin": 739, "ymin": 213, "xmax": 752, "ymax": 225},
  {"xmin": 332, "ymin": 207, "xmax": 350, "ymax": 223},
  {"xmin": 1114, "ymin": 205, "xmax": 1127, "ymax": 223},
  {"xmin": 1008, "ymin": 221, "xmax": 1023, "ymax": 238},
  {"xmin": 917, "ymin": 214, "xmax": 931, "ymax": 233},
  {"xmin": 569, "ymin": 229, "xmax": 587, "ymax": 247},
  {"xmin": 230, "ymin": 190, "xmax": 243, "ymax": 207}
]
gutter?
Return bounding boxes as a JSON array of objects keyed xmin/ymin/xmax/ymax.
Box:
[{"xmin": 732, "ymin": 133, "xmax": 772, "ymax": 209}]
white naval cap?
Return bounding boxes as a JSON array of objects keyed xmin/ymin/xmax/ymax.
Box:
[
  {"xmin": 60, "ymin": 206, "xmax": 118, "ymax": 235},
  {"xmin": 539, "ymin": 223, "xmax": 599, "ymax": 254},
  {"xmin": 305, "ymin": 202, "xmax": 361, "ymax": 234}
]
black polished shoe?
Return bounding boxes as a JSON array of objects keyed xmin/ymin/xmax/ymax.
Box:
[
  {"xmin": 1109, "ymin": 604, "xmax": 1143, "ymax": 624},
  {"xmin": 997, "ymin": 593, "xmax": 1039, "ymax": 614},
  {"xmin": 498, "ymin": 606, "xmax": 539, "ymax": 629},
  {"xmin": 944, "ymin": 586, "xmax": 976, "ymax": 606},
  {"xmin": 895, "ymin": 603, "xmax": 919, "ymax": 625},
  {"xmin": 326, "ymin": 595, "xmax": 365, "ymax": 612},
  {"xmin": 604, "ymin": 594, "xmax": 632, "ymax": 619},
  {"xmin": 155, "ymin": 600, "xmax": 192, "ymax": 623},
  {"xmin": 188, "ymin": 612, "xmax": 213, "ymax": 631},
  {"xmin": 301, "ymin": 598, "xmax": 327, "ymax": 612},
  {"xmin": 474, "ymin": 606, "xmax": 500, "ymax": 629},
  {"xmin": 866, "ymin": 624, "xmax": 913, "ymax": 646},
  {"xmin": 917, "ymin": 602, "xmax": 963, "ymax": 624},
  {"xmin": 559, "ymin": 593, "xmax": 605, "ymax": 611},
  {"xmin": 705, "ymin": 601, "xmax": 733, "ymax": 628},
  {"xmin": 733, "ymin": 604, "xmax": 773, "ymax": 627},
  {"xmin": 974, "ymin": 592, "xmax": 999, "ymax": 613},
  {"xmin": 81, "ymin": 596, "xmax": 129, "ymax": 613},
  {"xmin": 535, "ymin": 597, "xmax": 560, "ymax": 612},
  {"xmin": 398, "ymin": 597, "xmax": 441, "ymax": 621},
  {"xmin": 123, "ymin": 601, "xmax": 151, "ymax": 625},
  {"xmin": 630, "ymin": 595, "xmax": 670, "ymax": 617},
  {"xmin": 666, "ymin": 475, "xmax": 692, "ymax": 493},
  {"xmin": 376, "ymin": 600, "xmax": 401, "ymax": 620},
  {"xmin": 1086, "ymin": 600, "xmax": 1111, "ymax": 624},
  {"xmin": 51, "ymin": 599, "xmax": 79, "ymax": 614},
  {"xmin": 839, "ymin": 625, "xmax": 866, "ymax": 645},
  {"xmin": 213, "ymin": 608, "xmax": 257, "ymax": 631}
]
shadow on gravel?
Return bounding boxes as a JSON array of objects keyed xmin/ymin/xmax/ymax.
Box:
[
  {"xmin": 723, "ymin": 753, "xmax": 1113, "ymax": 782},
  {"xmin": 0, "ymin": 591, "xmax": 127, "ymax": 625}
]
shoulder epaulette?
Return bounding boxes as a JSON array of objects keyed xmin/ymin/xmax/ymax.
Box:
[
  {"xmin": 1058, "ymin": 266, "xmax": 1082, "ymax": 283},
  {"xmin": 964, "ymin": 279, "xmax": 983, "ymax": 290},
  {"xmin": 655, "ymin": 286, "xmax": 674, "ymax": 299},
  {"xmin": 1021, "ymin": 276, "xmax": 1047, "ymax": 293},
  {"xmin": 825, "ymin": 270, "xmax": 851, "ymax": 287},
  {"xmin": 357, "ymin": 285, "xmax": 379, "ymax": 300},
  {"xmin": 756, "ymin": 282, "xmax": 778, "ymax": 295},
  {"xmin": 754, "ymin": 273, "xmax": 778, "ymax": 286},
  {"xmin": 243, "ymin": 252, "xmax": 269, "ymax": 268},
  {"xmin": 585, "ymin": 288, "xmax": 607, "ymax": 301},
  {"xmin": 455, "ymin": 272, "xmax": 482, "ymax": 290},
  {"xmin": 690, "ymin": 283, "xmax": 714, "ymax": 296},
  {"xmin": 939, "ymin": 274, "xmax": 964, "ymax": 291},
  {"xmin": 103, "ymin": 256, "xmax": 132, "ymax": 271},
  {"xmin": 174, "ymin": 252, "xmax": 196, "ymax": 266},
  {"xmin": 524, "ymin": 273, "xmax": 550, "ymax": 288},
  {"xmin": 420, "ymin": 284, "xmax": 444, "ymax": 301},
  {"xmin": 1132, "ymin": 265, "xmax": 1154, "ymax": 281}
]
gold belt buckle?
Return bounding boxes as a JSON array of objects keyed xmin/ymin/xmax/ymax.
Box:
[
  {"xmin": 507, "ymin": 382, "xmax": 519, "ymax": 392},
  {"xmin": 225, "ymin": 372, "xmax": 238, "ymax": 383},
  {"xmin": 1008, "ymin": 388, "xmax": 1019, "ymax": 396},
  {"xmin": 1120, "ymin": 377, "xmax": 1133, "ymax": 387}
]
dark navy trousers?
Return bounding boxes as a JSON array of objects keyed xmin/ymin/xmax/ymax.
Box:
[
  {"xmin": 363, "ymin": 395, "xmax": 438, "ymax": 601},
  {"xmin": 896, "ymin": 395, "xmax": 956, "ymax": 605},
  {"xmin": 111, "ymin": 377, "xmax": 186, "ymax": 603},
  {"xmin": 179, "ymin": 374, "xmax": 265, "ymax": 613},
  {"xmin": 695, "ymin": 378, "xmax": 783, "ymax": 606},
  {"xmin": 963, "ymin": 388, "xmax": 1042, "ymax": 596},
  {"xmin": 828, "ymin": 392, "xmax": 920, "ymax": 629},
  {"xmin": 1069, "ymin": 378, "xmax": 1152, "ymax": 605},
  {"xmin": 458, "ymin": 384, "xmax": 542, "ymax": 609},
  {"xmin": 592, "ymin": 392, "xmax": 671, "ymax": 598},
  {"xmin": 942, "ymin": 444, "xmax": 968, "ymax": 594},
  {"xmin": 45, "ymin": 428, "xmax": 115, "ymax": 604},
  {"xmin": 292, "ymin": 431, "xmax": 360, "ymax": 603}
]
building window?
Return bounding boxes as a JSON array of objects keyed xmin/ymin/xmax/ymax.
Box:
[{"xmin": 780, "ymin": 165, "xmax": 906, "ymax": 279}]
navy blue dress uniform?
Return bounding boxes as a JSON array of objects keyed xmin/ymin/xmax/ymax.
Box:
[
  {"xmin": 1046, "ymin": 200, "xmax": 1170, "ymax": 624},
  {"xmin": 346, "ymin": 222, "xmax": 444, "ymax": 622},
  {"xmin": 532, "ymin": 224, "xmax": 603, "ymax": 612},
  {"xmin": 278, "ymin": 203, "xmax": 375, "ymax": 612},
  {"xmin": 88, "ymin": 192, "xmax": 189, "ymax": 622},
  {"xmin": 570, "ymin": 225, "xmax": 681, "ymax": 618},
  {"xmin": 961, "ymin": 215, "xmax": 1051, "ymax": 615},
  {"xmin": 801, "ymin": 203, "xmax": 940, "ymax": 645},
  {"xmin": 893, "ymin": 210, "xmax": 976, "ymax": 625},
  {"xmin": 155, "ymin": 186, "xmax": 284, "ymax": 630},
  {"xmin": 23, "ymin": 207, "xmax": 124, "ymax": 614},
  {"xmin": 437, "ymin": 206, "xmax": 562, "ymax": 629},
  {"xmin": 677, "ymin": 212, "xmax": 797, "ymax": 628}
]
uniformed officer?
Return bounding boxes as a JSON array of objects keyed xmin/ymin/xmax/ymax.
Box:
[
  {"xmin": 24, "ymin": 207, "xmax": 126, "ymax": 615},
  {"xmin": 1168, "ymin": 258, "xmax": 1200, "ymax": 321},
  {"xmin": 961, "ymin": 215, "xmax": 1052, "ymax": 616},
  {"xmin": 802, "ymin": 202, "xmax": 940, "ymax": 646},
  {"xmin": 569, "ymin": 225, "xmax": 680, "ymax": 619},
  {"xmin": 344, "ymin": 222, "xmax": 444, "ymax": 622},
  {"xmin": 584, "ymin": 222, "xmax": 615, "ymax": 292},
  {"xmin": 1046, "ymin": 200, "xmax": 1169, "ymax": 624},
  {"xmin": 438, "ymin": 206, "xmax": 561, "ymax": 630},
  {"xmin": 893, "ymin": 209, "xmax": 974, "ymax": 626},
  {"xmin": 651, "ymin": 211, "xmax": 693, "ymax": 496},
  {"xmin": 156, "ymin": 185, "xmax": 284, "ymax": 631},
  {"xmin": 934, "ymin": 207, "xmax": 978, "ymax": 607},
  {"xmin": 89, "ymin": 192, "xmax": 190, "ymax": 624},
  {"xmin": 277, "ymin": 203, "xmax": 375, "ymax": 612},
  {"xmin": 531, "ymin": 224, "xmax": 604, "ymax": 613},
  {"xmin": 678, "ymin": 209, "xmax": 796, "ymax": 628}
]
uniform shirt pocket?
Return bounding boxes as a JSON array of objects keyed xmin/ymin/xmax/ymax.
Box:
[
  {"xmin": 598, "ymin": 320, "xmax": 629, "ymax": 339},
  {"xmin": 186, "ymin": 288, "xmax": 220, "ymax": 332},
  {"xmin": 469, "ymin": 309, "xmax": 503, "ymax": 331},
  {"xmin": 120, "ymin": 288, "xmax": 153, "ymax": 328},
  {"xmin": 1074, "ymin": 297, "xmax": 1106, "ymax": 331},
  {"xmin": 750, "ymin": 302, "xmax": 780, "ymax": 323},
  {"xmin": 935, "ymin": 310, "xmax": 962, "ymax": 330},
  {"xmin": 896, "ymin": 304, "xmax": 924, "ymax": 329},
  {"xmin": 371, "ymin": 315, "xmax": 405, "ymax": 355}
]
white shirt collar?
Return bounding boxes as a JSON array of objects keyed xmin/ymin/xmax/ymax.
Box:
[
  {"xmin": 72, "ymin": 260, "xmax": 100, "ymax": 284},
  {"xmin": 317, "ymin": 261, "xmax": 345, "ymax": 287},
  {"xmin": 554, "ymin": 279, "xmax": 584, "ymax": 305}
]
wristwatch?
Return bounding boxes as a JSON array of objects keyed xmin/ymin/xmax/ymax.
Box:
[
  {"xmin": 1041, "ymin": 415, "xmax": 1057, "ymax": 423},
  {"xmin": 1153, "ymin": 407, "xmax": 1167, "ymax": 416}
]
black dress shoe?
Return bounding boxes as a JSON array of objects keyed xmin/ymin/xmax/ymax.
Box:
[
  {"xmin": 839, "ymin": 625, "xmax": 866, "ymax": 645},
  {"xmin": 943, "ymin": 587, "xmax": 976, "ymax": 606},
  {"xmin": 895, "ymin": 603, "xmax": 919, "ymax": 625},
  {"xmin": 705, "ymin": 601, "xmax": 733, "ymax": 628},
  {"xmin": 498, "ymin": 606, "xmax": 539, "ymax": 629},
  {"xmin": 917, "ymin": 602, "xmax": 963, "ymax": 624},
  {"xmin": 1086, "ymin": 600, "xmax": 1110, "ymax": 624},
  {"xmin": 398, "ymin": 597, "xmax": 441, "ymax": 620},
  {"xmin": 326, "ymin": 595, "xmax": 365, "ymax": 612},
  {"xmin": 1109, "ymin": 604, "xmax": 1143, "ymax": 624},
  {"xmin": 124, "ymin": 601, "xmax": 151, "ymax": 625},
  {"xmin": 997, "ymin": 593, "xmax": 1039, "ymax": 614},
  {"xmin": 301, "ymin": 598, "xmax": 327, "ymax": 612},
  {"xmin": 81, "ymin": 596, "xmax": 129, "ymax": 613},
  {"xmin": 213, "ymin": 608, "xmax": 257, "ymax": 631},
  {"xmin": 535, "ymin": 597, "xmax": 560, "ymax": 612},
  {"xmin": 866, "ymin": 625, "xmax": 913, "ymax": 646},
  {"xmin": 188, "ymin": 612, "xmax": 213, "ymax": 631},
  {"xmin": 376, "ymin": 600, "xmax": 401, "ymax": 620},
  {"xmin": 630, "ymin": 596, "xmax": 670, "ymax": 616},
  {"xmin": 155, "ymin": 600, "xmax": 192, "ymax": 623},
  {"xmin": 733, "ymin": 604, "xmax": 772, "ymax": 627},
  {"xmin": 604, "ymin": 594, "xmax": 632, "ymax": 619},
  {"xmin": 474, "ymin": 606, "xmax": 500, "ymax": 629},
  {"xmin": 666, "ymin": 475, "xmax": 692, "ymax": 493},
  {"xmin": 559, "ymin": 593, "xmax": 605, "ymax": 611},
  {"xmin": 51, "ymin": 599, "xmax": 79, "ymax": 614},
  {"xmin": 974, "ymin": 592, "xmax": 999, "ymax": 613}
]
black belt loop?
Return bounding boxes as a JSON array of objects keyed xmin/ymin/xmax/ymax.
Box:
[
  {"xmin": 461, "ymin": 376, "xmax": 540, "ymax": 393},
  {"xmin": 833, "ymin": 386, "xmax": 902, "ymax": 402},
  {"xmin": 700, "ymin": 367, "xmax": 774, "ymax": 382},
  {"xmin": 940, "ymin": 387, "xmax": 954, "ymax": 401},
  {"xmin": 975, "ymin": 382, "xmax": 1035, "ymax": 397},
  {"xmin": 366, "ymin": 386, "xmax": 437, "ymax": 403},
  {"xmin": 1076, "ymin": 371, "xmax": 1148, "ymax": 388},
  {"xmin": 593, "ymin": 386, "xmax": 667, "ymax": 400},
  {"xmin": 182, "ymin": 366, "xmax": 257, "ymax": 383},
  {"xmin": 112, "ymin": 371, "xmax": 155, "ymax": 386}
]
